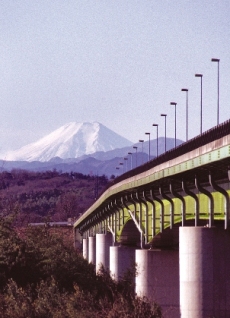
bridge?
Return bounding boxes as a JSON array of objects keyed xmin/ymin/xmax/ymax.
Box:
[{"xmin": 74, "ymin": 119, "xmax": 230, "ymax": 318}]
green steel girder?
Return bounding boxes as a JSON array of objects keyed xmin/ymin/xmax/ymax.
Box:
[{"xmin": 75, "ymin": 140, "xmax": 230, "ymax": 234}]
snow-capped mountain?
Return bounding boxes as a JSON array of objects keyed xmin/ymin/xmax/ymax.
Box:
[{"xmin": 6, "ymin": 122, "xmax": 133, "ymax": 162}]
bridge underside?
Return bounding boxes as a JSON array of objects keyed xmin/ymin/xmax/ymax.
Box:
[{"xmin": 77, "ymin": 156, "xmax": 230, "ymax": 246}]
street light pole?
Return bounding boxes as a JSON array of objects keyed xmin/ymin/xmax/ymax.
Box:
[
  {"xmin": 195, "ymin": 74, "xmax": 203, "ymax": 134},
  {"xmin": 145, "ymin": 132, "xmax": 150, "ymax": 161},
  {"xmin": 119, "ymin": 162, "xmax": 124, "ymax": 174},
  {"xmin": 128, "ymin": 152, "xmax": 133, "ymax": 170},
  {"xmin": 124, "ymin": 157, "xmax": 128, "ymax": 173},
  {"xmin": 181, "ymin": 88, "xmax": 188, "ymax": 141},
  {"xmin": 133, "ymin": 146, "xmax": 138, "ymax": 168},
  {"xmin": 161, "ymin": 114, "xmax": 167, "ymax": 152},
  {"xmin": 139, "ymin": 140, "xmax": 144, "ymax": 164},
  {"xmin": 170, "ymin": 102, "xmax": 177, "ymax": 148},
  {"xmin": 152, "ymin": 124, "xmax": 158, "ymax": 157},
  {"xmin": 211, "ymin": 58, "xmax": 220, "ymax": 125}
]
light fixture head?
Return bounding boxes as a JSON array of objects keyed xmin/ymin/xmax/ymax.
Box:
[
  {"xmin": 195, "ymin": 73, "xmax": 203, "ymax": 77},
  {"xmin": 161, "ymin": 114, "xmax": 167, "ymax": 117},
  {"xmin": 170, "ymin": 102, "xmax": 177, "ymax": 106},
  {"xmin": 181, "ymin": 88, "xmax": 188, "ymax": 92},
  {"xmin": 211, "ymin": 58, "xmax": 220, "ymax": 62}
]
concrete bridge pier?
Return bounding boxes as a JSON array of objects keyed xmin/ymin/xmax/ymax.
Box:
[
  {"xmin": 82, "ymin": 237, "xmax": 88, "ymax": 260},
  {"xmin": 96, "ymin": 232, "xmax": 113, "ymax": 273},
  {"xmin": 88, "ymin": 236, "xmax": 96, "ymax": 265},
  {"xmin": 180, "ymin": 226, "xmax": 230, "ymax": 317},
  {"xmin": 135, "ymin": 249, "xmax": 179, "ymax": 318},
  {"xmin": 110, "ymin": 245, "xmax": 136, "ymax": 281}
]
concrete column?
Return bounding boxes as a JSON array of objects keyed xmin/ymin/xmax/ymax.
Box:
[
  {"xmin": 82, "ymin": 238, "xmax": 88, "ymax": 260},
  {"xmin": 136, "ymin": 249, "xmax": 179, "ymax": 318},
  {"xmin": 96, "ymin": 233, "xmax": 112, "ymax": 273},
  {"xmin": 110, "ymin": 246, "xmax": 136, "ymax": 281},
  {"xmin": 88, "ymin": 236, "xmax": 96, "ymax": 265},
  {"xmin": 180, "ymin": 226, "xmax": 230, "ymax": 317}
]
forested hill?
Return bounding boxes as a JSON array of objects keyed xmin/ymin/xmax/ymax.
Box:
[{"xmin": 0, "ymin": 169, "xmax": 109, "ymax": 225}]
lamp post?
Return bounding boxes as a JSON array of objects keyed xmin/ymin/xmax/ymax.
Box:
[
  {"xmin": 170, "ymin": 102, "xmax": 177, "ymax": 148},
  {"xmin": 119, "ymin": 162, "xmax": 124, "ymax": 174},
  {"xmin": 133, "ymin": 146, "xmax": 138, "ymax": 168},
  {"xmin": 181, "ymin": 88, "xmax": 188, "ymax": 141},
  {"xmin": 124, "ymin": 157, "xmax": 128, "ymax": 173},
  {"xmin": 195, "ymin": 73, "xmax": 203, "ymax": 134},
  {"xmin": 139, "ymin": 139, "xmax": 144, "ymax": 164},
  {"xmin": 128, "ymin": 152, "xmax": 133, "ymax": 170},
  {"xmin": 211, "ymin": 58, "xmax": 220, "ymax": 125},
  {"xmin": 145, "ymin": 132, "xmax": 150, "ymax": 161},
  {"xmin": 152, "ymin": 124, "xmax": 158, "ymax": 157},
  {"xmin": 161, "ymin": 114, "xmax": 167, "ymax": 152},
  {"xmin": 116, "ymin": 167, "xmax": 120, "ymax": 176}
]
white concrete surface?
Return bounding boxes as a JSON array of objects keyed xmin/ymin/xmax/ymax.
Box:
[
  {"xmin": 82, "ymin": 238, "xmax": 88, "ymax": 260},
  {"xmin": 180, "ymin": 226, "xmax": 230, "ymax": 318},
  {"xmin": 110, "ymin": 245, "xmax": 136, "ymax": 281},
  {"xmin": 135, "ymin": 248, "xmax": 180, "ymax": 318},
  {"xmin": 88, "ymin": 236, "xmax": 96, "ymax": 265},
  {"xmin": 96, "ymin": 233, "xmax": 112, "ymax": 273}
]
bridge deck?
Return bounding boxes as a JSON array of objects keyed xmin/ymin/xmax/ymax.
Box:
[{"xmin": 74, "ymin": 120, "xmax": 230, "ymax": 232}]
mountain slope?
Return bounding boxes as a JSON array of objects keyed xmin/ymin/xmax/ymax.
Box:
[
  {"xmin": 6, "ymin": 122, "xmax": 132, "ymax": 162},
  {"xmin": 1, "ymin": 137, "xmax": 184, "ymax": 177}
]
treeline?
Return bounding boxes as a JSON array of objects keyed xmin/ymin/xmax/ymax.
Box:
[
  {"xmin": 0, "ymin": 217, "xmax": 161, "ymax": 317},
  {"xmin": 0, "ymin": 169, "xmax": 109, "ymax": 225}
]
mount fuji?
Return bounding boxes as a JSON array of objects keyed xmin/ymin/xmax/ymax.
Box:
[{"xmin": 6, "ymin": 122, "xmax": 133, "ymax": 162}]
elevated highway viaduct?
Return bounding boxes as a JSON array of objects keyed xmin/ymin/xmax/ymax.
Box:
[{"xmin": 74, "ymin": 119, "xmax": 230, "ymax": 318}]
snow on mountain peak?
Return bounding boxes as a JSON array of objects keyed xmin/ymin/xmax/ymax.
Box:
[{"xmin": 5, "ymin": 122, "xmax": 132, "ymax": 162}]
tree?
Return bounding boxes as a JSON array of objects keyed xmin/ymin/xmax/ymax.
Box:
[
  {"xmin": 0, "ymin": 217, "xmax": 162, "ymax": 317},
  {"xmin": 55, "ymin": 192, "xmax": 79, "ymax": 220}
]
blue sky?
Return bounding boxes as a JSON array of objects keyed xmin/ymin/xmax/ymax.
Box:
[{"xmin": 0, "ymin": 0, "xmax": 230, "ymax": 154}]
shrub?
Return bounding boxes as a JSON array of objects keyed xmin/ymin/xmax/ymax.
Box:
[{"xmin": 0, "ymin": 218, "xmax": 162, "ymax": 317}]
